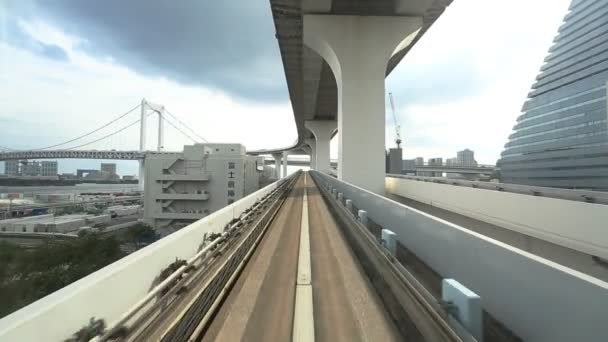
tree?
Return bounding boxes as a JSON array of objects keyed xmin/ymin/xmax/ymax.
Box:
[
  {"xmin": 123, "ymin": 223, "xmax": 158, "ymax": 249},
  {"xmin": 0, "ymin": 236, "xmax": 126, "ymax": 318}
]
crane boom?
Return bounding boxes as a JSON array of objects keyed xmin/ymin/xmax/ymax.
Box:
[{"xmin": 388, "ymin": 92, "xmax": 402, "ymax": 148}]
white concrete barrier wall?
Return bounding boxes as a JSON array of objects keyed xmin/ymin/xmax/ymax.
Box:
[
  {"xmin": 386, "ymin": 177, "xmax": 608, "ymax": 260},
  {"xmin": 311, "ymin": 171, "xmax": 608, "ymax": 342},
  {"xmin": 0, "ymin": 175, "xmax": 294, "ymax": 342}
]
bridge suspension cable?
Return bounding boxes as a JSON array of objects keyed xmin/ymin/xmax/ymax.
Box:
[
  {"xmin": 164, "ymin": 109, "xmax": 208, "ymax": 142},
  {"xmin": 0, "ymin": 145, "xmax": 17, "ymax": 152},
  {"xmin": 39, "ymin": 103, "xmax": 142, "ymax": 150},
  {"xmin": 64, "ymin": 110, "xmax": 155, "ymax": 150},
  {"xmin": 3, "ymin": 103, "xmax": 143, "ymax": 152},
  {"xmin": 163, "ymin": 116, "xmax": 198, "ymax": 143}
]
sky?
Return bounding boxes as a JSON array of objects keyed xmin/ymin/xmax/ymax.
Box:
[{"xmin": 0, "ymin": 0, "xmax": 571, "ymax": 175}]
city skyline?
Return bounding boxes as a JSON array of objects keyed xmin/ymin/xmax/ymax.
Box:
[{"xmin": 0, "ymin": 0, "xmax": 570, "ymax": 175}]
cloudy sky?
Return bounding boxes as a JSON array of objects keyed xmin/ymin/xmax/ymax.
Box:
[{"xmin": 0, "ymin": 0, "xmax": 570, "ymax": 175}]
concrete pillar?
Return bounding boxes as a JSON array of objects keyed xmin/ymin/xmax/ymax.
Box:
[
  {"xmin": 304, "ymin": 15, "xmax": 422, "ymax": 194},
  {"xmin": 305, "ymin": 138, "xmax": 317, "ymax": 170},
  {"xmin": 305, "ymin": 120, "xmax": 336, "ymax": 174},
  {"xmin": 272, "ymin": 153, "xmax": 283, "ymax": 178},
  {"xmin": 282, "ymin": 151, "xmax": 289, "ymax": 178},
  {"xmin": 138, "ymin": 159, "xmax": 145, "ymax": 191}
]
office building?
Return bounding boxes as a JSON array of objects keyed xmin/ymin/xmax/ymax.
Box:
[
  {"xmin": 5, "ymin": 160, "xmax": 19, "ymax": 176},
  {"xmin": 20, "ymin": 161, "xmax": 40, "ymax": 176},
  {"xmin": 143, "ymin": 143, "xmax": 262, "ymax": 233},
  {"xmin": 499, "ymin": 0, "xmax": 608, "ymax": 189},
  {"xmin": 101, "ymin": 163, "xmax": 117, "ymax": 175},
  {"xmin": 40, "ymin": 161, "xmax": 58, "ymax": 176}
]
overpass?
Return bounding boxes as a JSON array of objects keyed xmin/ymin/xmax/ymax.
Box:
[{"xmin": 262, "ymin": 157, "xmax": 496, "ymax": 175}]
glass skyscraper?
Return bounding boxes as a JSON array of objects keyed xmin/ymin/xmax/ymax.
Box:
[{"xmin": 499, "ymin": 0, "xmax": 608, "ymax": 190}]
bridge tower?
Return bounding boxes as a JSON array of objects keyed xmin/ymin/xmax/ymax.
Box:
[{"xmin": 138, "ymin": 98, "xmax": 165, "ymax": 191}]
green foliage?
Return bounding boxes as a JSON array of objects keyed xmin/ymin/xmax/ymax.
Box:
[
  {"xmin": 122, "ymin": 223, "xmax": 158, "ymax": 249},
  {"xmin": 0, "ymin": 236, "xmax": 126, "ymax": 318}
]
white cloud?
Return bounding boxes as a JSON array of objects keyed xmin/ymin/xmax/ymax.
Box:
[
  {"xmin": 1, "ymin": 0, "xmax": 574, "ymax": 174},
  {"xmin": 0, "ymin": 20, "xmax": 296, "ymax": 175},
  {"xmin": 386, "ymin": 0, "xmax": 571, "ymax": 164}
]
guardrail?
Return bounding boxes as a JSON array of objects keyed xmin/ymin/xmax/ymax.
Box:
[
  {"xmin": 0, "ymin": 173, "xmax": 298, "ymax": 342},
  {"xmin": 388, "ymin": 174, "xmax": 608, "ymax": 205},
  {"xmin": 312, "ymin": 171, "xmax": 608, "ymax": 342}
]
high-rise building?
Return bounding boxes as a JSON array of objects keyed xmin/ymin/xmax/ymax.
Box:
[
  {"xmin": 143, "ymin": 143, "xmax": 262, "ymax": 234},
  {"xmin": 5, "ymin": 160, "xmax": 19, "ymax": 176},
  {"xmin": 100, "ymin": 163, "xmax": 117, "ymax": 175},
  {"xmin": 499, "ymin": 0, "xmax": 608, "ymax": 189},
  {"xmin": 456, "ymin": 149, "xmax": 477, "ymax": 167}
]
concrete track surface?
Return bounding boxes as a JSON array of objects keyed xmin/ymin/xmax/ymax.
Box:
[{"xmin": 201, "ymin": 173, "xmax": 401, "ymax": 341}]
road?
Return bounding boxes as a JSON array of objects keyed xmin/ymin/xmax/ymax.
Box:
[{"xmin": 201, "ymin": 173, "xmax": 401, "ymax": 341}]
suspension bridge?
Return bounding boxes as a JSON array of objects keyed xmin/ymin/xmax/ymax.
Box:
[{"xmin": 0, "ymin": 99, "xmax": 207, "ymax": 162}]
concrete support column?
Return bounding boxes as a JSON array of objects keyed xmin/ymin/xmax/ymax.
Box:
[
  {"xmin": 305, "ymin": 138, "xmax": 317, "ymax": 170},
  {"xmin": 305, "ymin": 120, "xmax": 336, "ymax": 174},
  {"xmin": 304, "ymin": 15, "xmax": 422, "ymax": 193},
  {"xmin": 272, "ymin": 153, "xmax": 283, "ymax": 178},
  {"xmin": 282, "ymin": 151, "xmax": 289, "ymax": 178},
  {"xmin": 138, "ymin": 159, "xmax": 145, "ymax": 191}
]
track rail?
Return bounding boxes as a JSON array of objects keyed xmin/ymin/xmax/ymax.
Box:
[
  {"xmin": 100, "ymin": 172, "xmax": 300, "ymax": 342},
  {"xmin": 310, "ymin": 173, "xmax": 467, "ymax": 342}
]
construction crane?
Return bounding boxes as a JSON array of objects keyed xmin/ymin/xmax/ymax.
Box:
[{"xmin": 388, "ymin": 92, "xmax": 402, "ymax": 149}]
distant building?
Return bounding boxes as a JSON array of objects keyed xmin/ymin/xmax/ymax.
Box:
[
  {"xmin": 40, "ymin": 161, "xmax": 58, "ymax": 176},
  {"xmin": 123, "ymin": 175, "xmax": 136, "ymax": 181},
  {"xmin": 426, "ymin": 158, "xmax": 443, "ymax": 177},
  {"xmin": 402, "ymin": 159, "xmax": 416, "ymax": 174},
  {"xmin": 20, "ymin": 160, "xmax": 40, "ymax": 176},
  {"xmin": 499, "ymin": 0, "xmax": 608, "ymax": 189},
  {"xmin": 143, "ymin": 143, "xmax": 262, "ymax": 234},
  {"xmin": 415, "ymin": 157, "xmax": 424, "ymax": 165},
  {"xmin": 456, "ymin": 149, "xmax": 477, "ymax": 167},
  {"xmin": 9, "ymin": 160, "xmax": 58, "ymax": 177},
  {"xmin": 83, "ymin": 171, "xmax": 119, "ymax": 181},
  {"xmin": 428, "ymin": 158, "xmax": 443, "ymax": 166},
  {"xmin": 101, "ymin": 163, "xmax": 117, "ymax": 175},
  {"xmin": 5, "ymin": 160, "xmax": 19, "ymax": 176},
  {"xmin": 386, "ymin": 148, "xmax": 402, "ymax": 174},
  {"xmin": 446, "ymin": 157, "xmax": 458, "ymax": 166}
]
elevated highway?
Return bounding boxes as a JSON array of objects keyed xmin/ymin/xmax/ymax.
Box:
[{"xmin": 264, "ymin": 0, "xmax": 454, "ymax": 192}]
